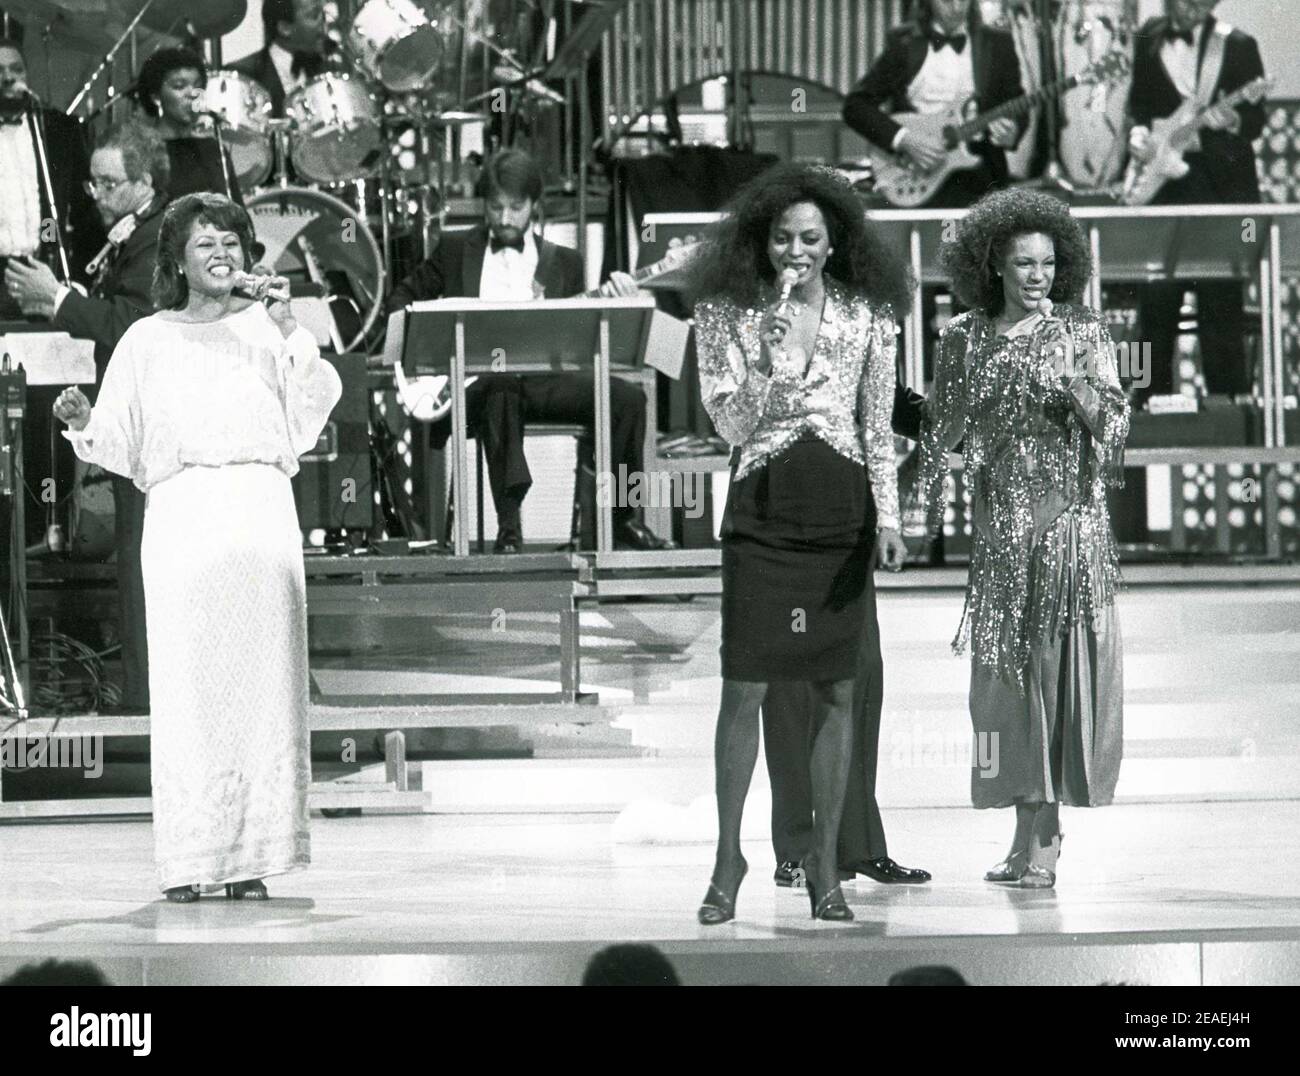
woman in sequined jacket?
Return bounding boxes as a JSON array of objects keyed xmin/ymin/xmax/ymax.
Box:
[
  {"xmin": 687, "ymin": 164, "xmax": 913, "ymax": 923},
  {"xmin": 921, "ymin": 189, "xmax": 1129, "ymax": 889}
]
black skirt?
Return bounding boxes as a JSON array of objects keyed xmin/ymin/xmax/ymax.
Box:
[{"xmin": 721, "ymin": 434, "xmax": 873, "ymax": 682}]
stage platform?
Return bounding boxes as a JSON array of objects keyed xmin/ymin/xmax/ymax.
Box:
[
  {"xmin": 2, "ymin": 803, "xmax": 1300, "ymax": 986},
  {"xmin": 2, "ymin": 568, "xmax": 1298, "ymax": 984}
]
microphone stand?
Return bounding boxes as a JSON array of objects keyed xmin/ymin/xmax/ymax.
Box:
[
  {"xmin": 209, "ymin": 115, "xmax": 234, "ymax": 201},
  {"xmin": 25, "ymin": 95, "xmax": 72, "ymax": 283},
  {"xmin": 1032, "ymin": 0, "xmax": 1075, "ymax": 193},
  {"xmin": 67, "ymin": 0, "xmax": 162, "ymax": 116}
]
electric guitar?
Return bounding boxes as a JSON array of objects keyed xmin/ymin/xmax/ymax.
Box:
[
  {"xmin": 397, "ymin": 240, "xmax": 699, "ymax": 424},
  {"xmin": 1117, "ymin": 75, "xmax": 1272, "ymax": 206},
  {"xmin": 867, "ymin": 49, "xmax": 1133, "ymax": 207}
]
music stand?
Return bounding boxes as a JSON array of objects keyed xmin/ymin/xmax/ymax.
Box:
[
  {"xmin": 0, "ymin": 331, "xmax": 96, "ymax": 714},
  {"xmin": 388, "ymin": 295, "xmax": 660, "ymax": 555}
]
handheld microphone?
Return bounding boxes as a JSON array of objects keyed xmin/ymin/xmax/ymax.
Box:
[
  {"xmin": 232, "ymin": 270, "xmax": 291, "ymax": 304},
  {"xmin": 777, "ymin": 267, "xmax": 799, "ymax": 311}
]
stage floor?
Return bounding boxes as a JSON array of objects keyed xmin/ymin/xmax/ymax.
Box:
[
  {"xmin": 3, "ymin": 801, "xmax": 1300, "ymax": 985},
  {"xmin": 3, "ymin": 576, "xmax": 1298, "ymax": 984}
]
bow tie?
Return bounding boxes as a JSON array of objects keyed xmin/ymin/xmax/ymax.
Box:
[
  {"xmin": 1164, "ymin": 27, "xmax": 1196, "ymax": 46},
  {"xmin": 930, "ymin": 32, "xmax": 967, "ymax": 53},
  {"xmin": 291, "ymin": 50, "xmax": 324, "ymax": 78},
  {"xmin": 489, "ymin": 235, "xmax": 525, "ymax": 254}
]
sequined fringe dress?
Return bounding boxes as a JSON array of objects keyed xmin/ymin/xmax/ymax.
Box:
[{"xmin": 919, "ymin": 305, "xmax": 1129, "ymax": 808}]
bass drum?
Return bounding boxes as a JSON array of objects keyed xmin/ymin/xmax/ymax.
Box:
[{"xmin": 245, "ymin": 186, "xmax": 386, "ymax": 354}]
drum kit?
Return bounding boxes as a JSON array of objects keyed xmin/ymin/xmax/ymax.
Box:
[
  {"xmin": 191, "ymin": 0, "xmax": 565, "ymax": 351},
  {"xmin": 23, "ymin": 0, "xmax": 578, "ymax": 351}
]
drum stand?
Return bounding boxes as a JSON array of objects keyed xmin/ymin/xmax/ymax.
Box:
[
  {"xmin": 0, "ymin": 363, "xmax": 29, "ymax": 720},
  {"xmin": 0, "ymin": 595, "xmax": 27, "ymax": 720},
  {"xmin": 1027, "ymin": 0, "xmax": 1077, "ymax": 193}
]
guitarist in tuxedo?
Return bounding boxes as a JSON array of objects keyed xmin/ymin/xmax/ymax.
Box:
[
  {"xmin": 385, "ymin": 149, "xmax": 676, "ymax": 553},
  {"xmin": 229, "ymin": 0, "xmax": 333, "ymax": 118},
  {"xmin": 1126, "ymin": 0, "xmax": 1267, "ymax": 406},
  {"xmin": 842, "ymin": 0, "xmax": 1027, "ymax": 209}
]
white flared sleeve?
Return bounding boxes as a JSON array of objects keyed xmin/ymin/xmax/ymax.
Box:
[
  {"xmin": 278, "ymin": 325, "xmax": 342, "ymax": 457},
  {"xmin": 62, "ymin": 328, "xmax": 144, "ymax": 483}
]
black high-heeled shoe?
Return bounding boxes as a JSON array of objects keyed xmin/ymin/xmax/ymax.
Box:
[
  {"xmin": 803, "ymin": 855, "xmax": 854, "ymax": 922},
  {"xmin": 225, "ymin": 879, "xmax": 269, "ymax": 900},
  {"xmin": 697, "ymin": 860, "xmax": 747, "ymax": 925},
  {"xmin": 164, "ymin": 885, "xmax": 199, "ymax": 903}
]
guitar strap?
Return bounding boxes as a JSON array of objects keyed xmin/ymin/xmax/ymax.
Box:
[{"xmin": 1193, "ymin": 21, "xmax": 1231, "ymax": 111}]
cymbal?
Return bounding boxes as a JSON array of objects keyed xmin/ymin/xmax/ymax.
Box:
[
  {"xmin": 140, "ymin": 0, "xmax": 248, "ymax": 38},
  {"xmin": 0, "ymin": 1, "xmax": 118, "ymax": 53}
]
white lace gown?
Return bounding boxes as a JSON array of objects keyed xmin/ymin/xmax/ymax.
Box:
[{"xmin": 66, "ymin": 302, "xmax": 342, "ymax": 892}]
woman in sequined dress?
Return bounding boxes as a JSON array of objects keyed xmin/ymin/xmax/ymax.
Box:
[
  {"xmin": 688, "ymin": 164, "xmax": 912, "ymax": 923},
  {"xmin": 920, "ymin": 190, "xmax": 1129, "ymax": 889}
]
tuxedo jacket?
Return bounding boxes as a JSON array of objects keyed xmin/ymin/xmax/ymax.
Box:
[
  {"xmin": 33, "ymin": 108, "xmax": 105, "ymax": 282},
  {"xmin": 1127, "ymin": 15, "xmax": 1266, "ymax": 204},
  {"xmin": 53, "ymin": 195, "xmax": 167, "ymax": 379},
  {"xmin": 386, "ymin": 225, "xmax": 586, "ymax": 448},
  {"xmin": 385, "ymin": 225, "xmax": 585, "ymax": 309},
  {"xmin": 843, "ymin": 22, "xmax": 1027, "ymax": 182}
]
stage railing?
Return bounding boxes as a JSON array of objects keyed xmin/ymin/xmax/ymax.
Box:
[{"xmin": 640, "ymin": 204, "xmax": 1300, "ymax": 448}]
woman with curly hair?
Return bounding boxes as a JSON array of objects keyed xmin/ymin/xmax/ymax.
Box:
[
  {"xmin": 53, "ymin": 193, "xmax": 340, "ymax": 902},
  {"xmin": 920, "ymin": 189, "xmax": 1128, "ymax": 889},
  {"xmin": 688, "ymin": 163, "xmax": 912, "ymax": 923},
  {"xmin": 135, "ymin": 46, "xmax": 243, "ymax": 204}
]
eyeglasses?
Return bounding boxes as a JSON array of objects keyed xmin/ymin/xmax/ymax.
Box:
[{"xmin": 84, "ymin": 177, "xmax": 129, "ymax": 197}]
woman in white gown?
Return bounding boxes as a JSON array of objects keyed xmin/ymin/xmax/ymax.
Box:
[{"xmin": 54, "ymin": 193, "xmax": 341, "ymax": 902}]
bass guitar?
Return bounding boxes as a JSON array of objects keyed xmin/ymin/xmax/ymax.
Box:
[
  {"xmin": 866, "ymin": 49, "xmax": 1132, "ymax": 208},
  {"xmin": 1117, "ymin": 75, "xmax": 1272, "ymax": 206}
]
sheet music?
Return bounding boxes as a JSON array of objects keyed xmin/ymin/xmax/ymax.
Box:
[{"xmin": 0, "ymin": 332, "xmax": 96, "ymax": 385}]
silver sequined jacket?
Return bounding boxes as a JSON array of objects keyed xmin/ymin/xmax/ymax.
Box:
[
  {"xmin": 919, "ymin": 303, "xmax": 1130, "ymax": 684},
  {"xmin": 694, "ymin": 279, "xmax": 901, "ymax": 531}
]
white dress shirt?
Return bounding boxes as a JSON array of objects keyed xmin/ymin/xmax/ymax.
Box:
[
  {"xmin": 1160, "ymin": 23, "xmax": 1204, "ymax": 99},
  {"xmin": 892, "ymin": 39, "xmax": 977, "ymax": 149},
  {"xmin": 478, "ymin": 230, "xmax": 541, "ymax": 301},
  {"xmin": 908, "ymin": 39, "xmax": 977, "ymax": 115},
  {"xmin": 0, "ymin": 117, "xmax": 43, "ymax": 257},
  {"xmin": 269, "ymin": 41, "xmax": 305, "ymax": 94}
]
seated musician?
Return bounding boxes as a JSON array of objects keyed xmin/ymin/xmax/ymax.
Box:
[
  {"xmin": 842, "ymin": 0, "xmax": 1026, "ymax": 209},
  {"xmin": 229, "ymin": 0, "xmax": 334, "ymax": 118},
  {"xmin": 1126, "ymin": 0, "xmax": 1266, "ymax": 408},
  {"xmin": 4, "ymin": 120, "xmax": 170, "ymax": 715},
  {"xmin": 386, "ymin": 148, "xmax": 676, "ymax": 553}
]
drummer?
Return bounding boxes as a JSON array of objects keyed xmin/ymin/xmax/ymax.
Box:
[
  {"xmin": 135, "ymin": 47, "xmax": 244, "ymax": 205},
  {"xmin": 229, "ymin": 0, "xmax": 335, "ymax": 119}
]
